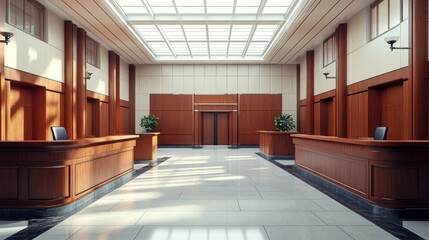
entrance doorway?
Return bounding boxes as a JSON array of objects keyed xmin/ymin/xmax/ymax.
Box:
[{"xmin": 202, "ymin": 112, "xmax": 229, "ymax": 145}]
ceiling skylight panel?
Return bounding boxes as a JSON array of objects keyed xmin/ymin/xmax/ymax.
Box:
[
  {"xmin": 236, "ymin": 0, "xmax": 261, "ymax": 6},
  {"xmin": 265, "ymin": 0, "xmax": 294, "ymax": 6},
  {"xmin": 174, "ymin": 0, "xmax": 204, "ymax": 6},
  {"xmin": 262, "ymin": 7, "xmax": 289, "ymax": 14},
  {"xmin": 207, "ymin": 7, "xmax": 233, "ymax": 14},
  {"xmin": 114, "ymin": 0, "xmax": 144, "ymax": 7},
  {"xmin": 245, "ymin": 42, "xmax": 268, "ymax": 55},
  {"xmin": 147, "ymin": 0, "xmax": 173, "ymax": 6},
  {"xmin": 252, "ymin": 25, "xmax": 278, "ymax": 41},
  {"xmin": 183, "ymin": 25, "xmax": 207, "ymax": 41},
  {"xmin": 235, "ymin": 7, "xmax": 259, "ymax": 14},
  {"xmin": 177, "ymin": 7, "xmax": 204, "ymax": 14},
  {"xmin": 170, "ymin": 42, "xmax": 190, "ymax": 55},
  {"xmin": 121, "ymin": 7, "xmax": 148, "ymax": 15},
  {"xmin": 134, "ymin": 25, "xmax": 163, "ymax": 41},
  {"xmin": 189, "ymin": 42, "xmax": 208, "ymax": 55},
  {"xmin": 208, "ymin": 25, "xmax": 230, "ymax": 41},
  {"xmin": 230, "ymin": 25, "xmax": 252, "ymax": 41},
  {"xmin": 147, "ymin": 42, "xmax": 173, "ymax": 55},
  {"xmin": 262, "ymin": 0, "xmax": 294, "ymax": 14},
  {"xmin": 160, "ymin": 25, "xmax": 185, "ymax": 41},
  {"xmin": 228, "ymin": 42, "xmax": 246, "ymax": 55},
  {"xmin": 206, "ymin": 0, "xmax": 233, "ymax": 7},
  {"xmin": 210, "ymin": 42, "xmax": 228, "ymax": 55},
  {"xmin": 151, "ymin": 7, "xmax": 176, "ymax": 14}
]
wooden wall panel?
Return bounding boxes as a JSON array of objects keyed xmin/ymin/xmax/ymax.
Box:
[
  {"xmin": 150, "ymin": 94, "xmax": 193, "ymax": 145},
  {"xmin": 217, "ymin": 113, "xmax": 229, "ymax": 145},
  {"xmin": 120, "ymin": 106, "xmax": 130, "ymax": 134},
  {"xmin": 195, "ymin": 94, "xmax": 238, "ymax": 104},
  {"xmin": 347, "ymin": 92, "xmax": 369, "ymax": 138},
  {"xmin": 326, "ymin": 99, "xmax": 335, "ymax": 136},
  {"xmin": 100, "ymin": 102, "xmax": 109, "ymax": 137},
  {"xmin": 371, "ymin": 166, "xmax": 419, "ymax": 200},
  {"xmin": 0, "ymin": 168, "xmax": 18, "ymax": 199},
  {"xmin": 86, "ymin": 99, "xmax": 94, "ymax": 137},
  {"xmin": 239, "ymin": 94, "xmax": 281, "ymax": 145},
  {"xmin": 314, "ymin": 102, "xmax": 321, "ymax": 135},
  {"xmin": 203, "ymin": 113, "xmax": 215, "ymax": 145},
  {"xmin": 299, "ymin": 105, "xmax": 306, "ymax": 133},
  {"xmin": 380, "ymin": 83, "xmax": 404, "ymax": 140},
  {"xmin": 46, "ymin": 91, "xmax": 65, "ymax": 140}
]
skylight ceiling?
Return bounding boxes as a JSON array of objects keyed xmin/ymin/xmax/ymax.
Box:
[{"xmin": 109, "ymin": 0, "xmax": 298, "ymax": 61}]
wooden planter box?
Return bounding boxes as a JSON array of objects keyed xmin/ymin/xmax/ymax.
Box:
[
  {"xmin": 134, "ymin": 132, "xmax": 160, "ymax": 161},
  {"xmin": 258, "ymin": 131, "xmax": 297, "ymax": 159}
]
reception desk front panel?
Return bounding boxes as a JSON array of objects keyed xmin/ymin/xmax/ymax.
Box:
[{"xmin": 0, "ymin": 135, "xmax": 138, "ymax": 208}]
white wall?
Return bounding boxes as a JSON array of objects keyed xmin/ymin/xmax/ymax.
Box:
[
  {"xmin": 4, "ymin": 10, "xmax": 64, "ymax": 82},
  {"xmin": 120, "ymin": 59, "xmax": 129, "ymax": 101},
  {"xmin": 135, "ymin": 64, "xmax": 297, "ymax": 133},
  {"xmin": 86, "ymin": 45, "xmax": 109, "ymax": 95},
  {"xmin": 347, "ymin": 3, "xmax": 409, "ymax": 85},
  {"xmin": 314, "ymin": 44, "xmax": 336, "ymax": 95}
]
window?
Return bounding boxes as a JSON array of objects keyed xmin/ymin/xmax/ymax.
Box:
[
  {"xmin": 8, "ymin": 0, "xmax": 45, "ymax": 40},
  {"xmin": 323, "ymin": 34, "xmax": 336, "ymax": 67},
  {"xmin": 86, "ymin": 37, "xmax": 99, "ymax": 67},
  {"xmin": 371, "ymin": 0, "xmax": 403, "ymax": 39}
]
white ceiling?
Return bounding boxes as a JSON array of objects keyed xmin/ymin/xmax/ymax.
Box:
[{"xmin": 45, "ymin": 0, "xmax": 374, "ymax": 65}]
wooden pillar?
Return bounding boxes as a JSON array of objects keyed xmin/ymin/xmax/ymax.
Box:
[
  {"xmin": 108, "ymin": 51, "xmax": 117, "ymax": 135},
  {"xmin": 410, "ymin": 0, "xmax": 428, "ymax": 139},
  {"xmin": 115, "ymin": 55, "xmax": 121, "ymax": 133},
  {"xmin": 0, "ymin": 0, "xmax": 6, "ymax": 140},
  {"xmin": 64, "ymin": 21, "xmax": 78, "ymax": 139},
  {"xmin": 296, "ymin": 64, "xmax": 300, "ymax": 132},
  {"xmin": 129, "ymin": 65, "xmax": 136, "ymax": 134},
  {"xmin": 306, "ymin": 51, "xmax": 314, "ymax": 134},
  {"xmin": 76, "ymin": 28, "xmax": 87, "ymax": 138},
  {"xmin": 335, "ymin": 24, "xmax": 347, "ymax": 138}
]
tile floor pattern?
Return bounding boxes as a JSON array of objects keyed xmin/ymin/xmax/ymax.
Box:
[{"xmin": 0, "ymin": 147, "xmax": 409, "ymax": 239}]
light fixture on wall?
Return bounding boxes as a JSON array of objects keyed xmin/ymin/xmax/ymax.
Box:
[
  {"xmin": 385, "ymin": 36, "xmax": 411, "ymax": 51},
  {"xmin": 84, "ymin": 71, "xmax": 93, "ymax": 80},
  {"xmin": 0, "ymin": 32, "xmax": 14, "ymax": 45},
  {"xmin": 323, "ymin": 72, "xmax": 336, "ymax": 79}
]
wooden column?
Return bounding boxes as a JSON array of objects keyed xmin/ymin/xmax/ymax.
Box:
[
  {"xmin": 64, "ymin": 21, "xmax": 78, "ymax": 139},
  {"xmin": 76, "ymin": 28, "xmax": 87, "ymax": 138},
  {"xmin": 115, "ymin": 55, "xmax": 121, "ymax": 133},
  {"xmin": 108, "ymin": 51, "xmax": 118, "ymax": 135},
  {"xmin": 296, "ymin": 64, "xmax": 300, "ymax": 132},
  {"xmin": 129, "ymin": 65, "xmax": 136, "ymax": 134},
  {"xmin": 305, "ymin": 51, "xmax": 314, "ymax": 134},
  {"xmin": 335, "ymin": 24, "xmax": 347, "ymax": 138},
  {"xmin": 0, "ymin": 0, "xmax": 6, "ymax": 140},
  {"xmin": 410, "ymin": 0, "xmax": 428, "ymax": 139}
]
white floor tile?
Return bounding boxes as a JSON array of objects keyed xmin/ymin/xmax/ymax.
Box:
[
  {"xmin": 403, "ymin": 221, "xmax": 429, "ymax": 239},
  {"xmin": 0, "ymin": 221, "xmax": 28, "ymax": 240},
  {"xmin": 68, "ymin": 225, "xmax": 142, "ymax": 240},
  {"xmin": 111, "ymin": 200, "xmax": 240, "ymax": 211},
  {"xmin": 340, "ymin": 226, "xmax": 399, "ymax": 240},
  {"xmin": 264, "ymin": 226, "xmax": 353, "ymax": 240},
  {"xmin": 238, "ymin": 200, "xmax": 323, "ymax": 211},
  {"xmin": 34, "ymin": 226, "xmax": 84, "ymax": 240},
  {"xmin": 59, "ymin": 210, "xmax": 145, "ymax": 226},
  {"xmin": 312, "ymin": 211, "xmax": 374, "ymax": 226}
]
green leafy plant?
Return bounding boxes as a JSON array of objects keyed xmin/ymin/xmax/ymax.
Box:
[
  {"xmin": 140, "ymin": 115, "xmax": 159, "ymax": 132},
  {"xmin": 274, "ymin": 113, "xmax": 295, "ymax": 132}
]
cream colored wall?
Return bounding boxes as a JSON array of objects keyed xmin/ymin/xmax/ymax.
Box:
[
  {"xmin": 4, "ymin": 10, "xmax": 64, "ymax": 82},
  {"xmin": 135, "ymin": 64, "xmax": 297, "ymax": 133},
  {"xmin": 314, "ymin": 44, "xmax": 336, "ymax": 95},
  {"xmin": 120, "ymin": 59, "xmax": 129, "ymax": 101},
  {"xmin": 347, "ymin": 2, "xmax": 409, "ymax": 85},
  {"xmin": 86, "ymin": 45, "xmax": 109, "ymax": 95}
]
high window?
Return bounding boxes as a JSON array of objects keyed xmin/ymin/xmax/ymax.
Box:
[
  {"xmin": 323, "ymin": 34, "xmax": 336, "ymax": 67},
  {"xmin": 371, "ymin": 0, "xmax": 403, "ymax": 39},
  {"xmin": 86, "ymin": 37, "xmax": 99, "ymax": 67},
  {"xmin": 8, "ymin": 0, "xmax": 45, "ymax": 40}
]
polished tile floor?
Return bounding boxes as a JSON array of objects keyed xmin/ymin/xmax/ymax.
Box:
[{"xmin": 1, "ymin": 147, "xmax": 426, "ymax": 239}]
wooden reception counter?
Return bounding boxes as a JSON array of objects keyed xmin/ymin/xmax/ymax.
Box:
[
  {"xmin": 292, "ymin": 134, "xmax": 429, "ymax": 208},
  {"xmin": 0, "ymin": 135, "xmax": 138, "ymax": 208}
]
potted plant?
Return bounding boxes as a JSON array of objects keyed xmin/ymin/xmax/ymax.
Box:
[
  {"xmin": 140, "ymin": 115, "xmax": 159, "ymax": 132},
  {"xmin": 274, "ymin": 113, "xmax": 295, "ymax": 132}
]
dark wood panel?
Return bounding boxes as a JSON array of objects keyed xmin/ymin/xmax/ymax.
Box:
[
  {"xmin": 371, "ymin": 166, "xmax": 419, "ymax": 200},
  {"xmin": 28, "ymin": 166, "xmax": 70, "ymax": 200},
  {"xmin": 306, "ymin": 51, "xmax": 314, "ymax": 134},
  {"xmin": 347, "ymin": 92, "xmax": 369, "ymax": 138},
  {"xmin": 151, "ymin": 110, "xmax": 193, "ymax": 135},
  {"xmin": 314, "ymin": 102, "xmax": 321, "ymax": 135},
  {"xmin": 86, "ymin": 99, "xmax": 94, "ymax": 137},
  {"xmin": 120, "ymin": 106, "xmax": 130, "ymax": 134},
  {"xmin": 299, "ymin": 105, "xmax": 306, "ymax": 133},
  {"xmin": 0, "ymin": 167, "xmax": 18, "ymax": 199},
  {"xmin": 259, "ymin": 131, "xmax": 296, "ymax": 157},
  {"xmin": 151, "ymin": 94, "xmax": 193, "ymax": 110},
  {"xmin": 46, "ymin": 91, "xmax": 64, "ymax": 140},
  {"xmin": 129, "ymin": 65, "xmax": 136, "ymax": 134},
  {"xmin": 100, "ymin": 102, "xmax": 109, "ymax": 137},
  {"xmin": 336, "ymin": 24, "xmax": 347, "ymax": 138},
  {"xmin": 158, "ymin": 134, "xmax": 192, "ymax": 145},
  {"xmin": 240, "ymin": 94, "xmax": 281, "ymax": 110},
  {"xmin": 195, "ymin": 94, "xmax": 238, "ymax": 104},
  {"xmin": 9, "ymin": 84, "xmax": 35, "ymax": 140},
  {"xmin": 380, "ymin": 83, "xmax": 403, "ymax": 140},
  {"xmin": 203, "ymin": 113, "xmax": 215, "ymax": 145},
  {"xmin": 217, "ymin": 113, "xmax": 229, "ymax": 145}
]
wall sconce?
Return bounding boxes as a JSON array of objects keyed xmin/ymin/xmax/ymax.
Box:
[
  {"xmin": 0, "ymin": 32, "xmax": 14, "ymax": 45},
  {"xmin": 385, "ymin": 36, "xmax": 411, "ymax": 51},
  {"xmin": 84, "ymin": 71, "xmax": 93, "ymax": 80},
  {"xmin": 323, "ymin": 72, "xmax": 336, "ymax": 79}
]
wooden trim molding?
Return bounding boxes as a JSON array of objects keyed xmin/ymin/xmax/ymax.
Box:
[
  {"xmin": 299, "ymin": 99, "xmax": 306, "ymax": 107},
  {"xmin": 86, "ymin": 90, "xmax": 109, "ymax": 102},
  {"xmin": 120, "ymin": 100, "xmax": 130, "ymax": 108},
  {"xmin": 4, "ymin": 67, "xmax": 64, "ymax": 93},
  {"xmin": 314, "ymin": 90, "xmax": 336, "ymax": 102}
]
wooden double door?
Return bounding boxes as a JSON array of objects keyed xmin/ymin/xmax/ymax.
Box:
[{"xmin": 202, "ymin": 112, "xmax": 229, "ymax": 145}]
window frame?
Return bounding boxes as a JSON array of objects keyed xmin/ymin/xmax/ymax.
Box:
[
  {"xmin": 86, "ymin": 36, "xmax": 100, "ymax": 68},
  {"xmin": 7, "ymin": 0, "xmax": 45, "ymax": 41},
  {"xmin": 323, "ymin": 33, "xmax": 336, "ymax": 67},
  {"xmin": 370, "ymin": 0, "xmax": 403, "ymax": 40}
]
